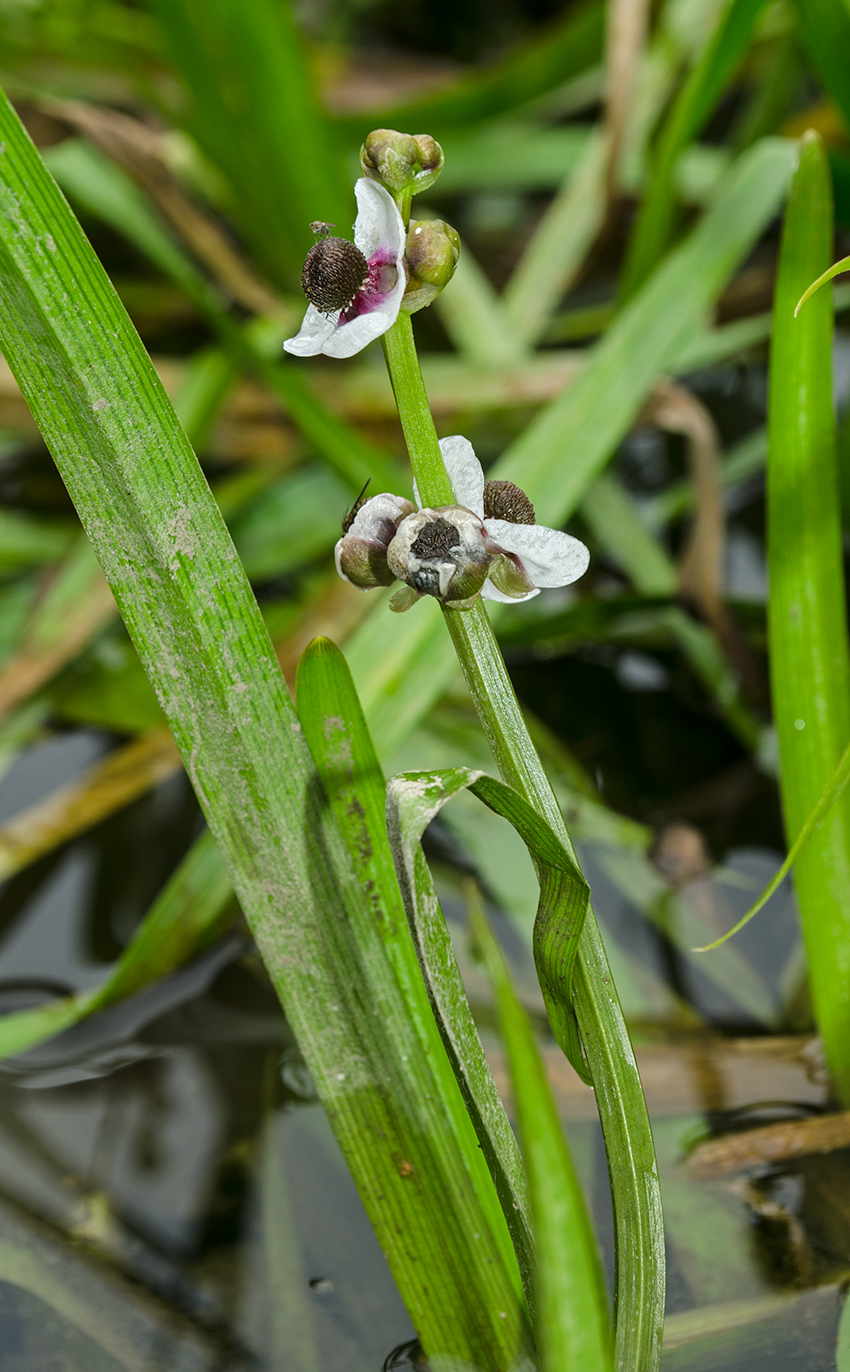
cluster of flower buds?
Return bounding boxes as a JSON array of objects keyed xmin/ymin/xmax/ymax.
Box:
[
  {"xmin": 360, "ymin": 129, "xmax": 444, "ymax": 196},
  {"xmin": 284, "ymin": 129, "xmax": 459, "ymax": 358},
  {"xmin": 335, "ymin": 437, "xmax": 590, "ymax": 613}
]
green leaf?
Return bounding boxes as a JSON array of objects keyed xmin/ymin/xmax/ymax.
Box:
[
  {"xmin": 0, "ymin": 89, "xmax": 530, "ymax": 1369},
  {"xmin": 792, "ymin": 0, "xmax": 850, "ymax": 135},
  {"xmin": 0, "ymin": 508, "xmax": 74, "ymax": 572},
  {"xmin": 621, "ymin": 0, "xmax": 767, "ymax": 297},
  {"xmin": 296, "ymin": 638, "xmax": 536, "ymax": 1322},
  {"xmin": 794, "ymin": 253, "xmax": 850, "ymax": 314},
  {"xmin": 147, "ymin": 0, "xmax": 349, "ymax": 288},
  {"xmin": 767, "ymin": 130, "xmax": 850, "ymax": 1103},
  {"xmin": 502, "ymin": 128, "xmax": 608, "ymax": 347},
  {"xmin": 470, "ymin": 887, "xmax": 613, "ymax": 1372},
  {"xmin": 838, "ymin": 1288, "xmax": 850, "ymax": 1372},
  {"xmin": 386, "ymin": 765, "xmax": 592, "ymax": 1082}
]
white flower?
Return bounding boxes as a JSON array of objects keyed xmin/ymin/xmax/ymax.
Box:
[
  {"xmin": 335, "ymin": 492, "xmax": 416, "ymax": 587},
  {"xmin": 407, "ymin": 435, "xmax": 590, "ymax": 606},
  {"xmin": 283, "ymin": 179, "xmax": 407, "ymax": 360},
  {"xmin": 332, "ymin": 436, "xmax": 590, "ymax": 612}
]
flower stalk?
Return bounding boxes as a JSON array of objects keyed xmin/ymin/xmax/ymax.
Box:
[{"xmin": 380, "ymin": 271, "xmax": 665, "ymax": 1371}]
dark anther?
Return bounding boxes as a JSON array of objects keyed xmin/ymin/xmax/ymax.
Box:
[
  {"xmin": 302, "ymin": 237, "xmax": 369, "ymax": 314},
  {"xmin": 410, "ymin": 517, "xmax": 461, "ymax": 559},
  {"xmin": 342, "ymin": 479, "xmax": 372, "ymax": 533},
  {"xmin": 483, "ymin": 480, "xmax": 535, "ymax": 524}
]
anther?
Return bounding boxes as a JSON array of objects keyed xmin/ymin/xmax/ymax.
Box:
[
  {"xmin": 410, "ymin": 518, "xmax": 461, "ymax": 559},
  {"xmin": 483, "ymin": 480, "xmax": 535, "ymax": 524},
  {"xmin": 301, "ymin": 237, "xmax": 370, "ymax": 315}
]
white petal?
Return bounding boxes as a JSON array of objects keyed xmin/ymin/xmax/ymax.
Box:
[
  {"xmin": 319, "ymin": 294, "xmax": 402, "ymax": 358},
  {"xmin": 353, "ymin": 178, "xmax": 405, "ymax": 259},
  {"xmin": 348, "ymin": 493, "xmax": 414, "ymax": 541},
  {"xmin": 439, "ymin": 435, "xmax": 485, "ymax": 516},
  {"xmin": 482, "ymin": 580, "xmax": 540, "ymax": 603},
  {"xmin": 484, "ymin": 520, "xmax": 590, "ymax": 588},
  {"xmin": 282, "ymin": 304, "xmax": 338, "ymax": 356}
]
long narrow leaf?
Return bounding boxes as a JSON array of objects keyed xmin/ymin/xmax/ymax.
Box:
[
  {"xmin": 147, "ymin": 0, "xmax": 349, "ymax": 288},
  {"xmin": 0, "ymin": 90, "xmax": 530, "ymax": 1369},
  {"xmin": 470, "ymin": 887, "xmax": 613, "ymax": 1372},
  {"xmin": 296, "ymin": 638, "xmax": 536, "ymax": 1317},
  {"xmin": 620, "ymin": 0, "xmax": 766, "ymax": 297},
  {"xmin": 387, "ymin": 763, "xmax": 592, "ymax": 1082},
  {"xmin": 767, "ymin": 131, "xmax": 850, "ymax": 1104}
]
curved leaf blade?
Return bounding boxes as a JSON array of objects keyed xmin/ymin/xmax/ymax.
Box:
[{"xmin": 471, "ymin": 888, "xmax": 613, "ymax": 1372}]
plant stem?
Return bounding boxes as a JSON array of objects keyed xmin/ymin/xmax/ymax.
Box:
[
  {"xmin": 382, "ymin": 310, "xmax": 665, "ymax": 1372},
  {"xmin": 382, "ymin": 313, "xmax": 454, "ymax": 505}
]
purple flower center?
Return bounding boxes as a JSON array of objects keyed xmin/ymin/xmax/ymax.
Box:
[{"xmin": 340, "ymin": 246, "xmax": 399, "ymax": 324}]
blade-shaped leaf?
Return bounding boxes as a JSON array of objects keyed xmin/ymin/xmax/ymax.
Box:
[
  {"xmin": 0, "ymin": 89, "xmax": 530, "ymax": 1369},
  {"xmin": 296, "ymin": 638, "xmax": 536, "ymax": 1318},
  {"xmin": 767, "ymin": 130, "xmax": 850, "ymax": 1103},
  {"xmin": 147, "ymin": 0, "xmax": 349, "ymax": 288},
  {"xmin": 386, "ymin": 765, "xmax": 592, "ymax": 1082},
  {"xmin": 620, "ymin": 0, "xmax": 767, "ymax": 297},
  {"xmin": 470, "ymin": 887, "xmax": 613, "ymax": 1372}
]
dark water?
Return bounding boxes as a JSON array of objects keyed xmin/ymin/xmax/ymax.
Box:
[{"xmin": 0, "ymin": 727, "xmax": 845, "ymax": 1370}]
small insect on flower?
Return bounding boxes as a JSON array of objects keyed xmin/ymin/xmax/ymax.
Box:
[
  {"xmin": 284, "ymin": 180, "xmax": 407, "ymax": 360},
  {"xmin": 342, "ymin": 480, "xmax": 372, "ymax": 534}
]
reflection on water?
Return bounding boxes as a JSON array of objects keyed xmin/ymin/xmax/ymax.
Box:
[{"xmin": 0, "ymin": 732, "xmax": 845, "ymax": 1370}]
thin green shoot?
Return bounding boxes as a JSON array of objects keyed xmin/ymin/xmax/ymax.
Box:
[
  {"xmin": 695, "ymin": 737, "xmax": 850, "ymax": 951},
  {"xmin": 795, "ymin": 255, "xmax": 850, "ymax": 315}
]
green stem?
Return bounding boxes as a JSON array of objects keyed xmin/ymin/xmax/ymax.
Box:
[
  {"xmin": 444, "ymin": 604, "xmax": 664, "ymax": 1372},
  {"xmin": 382, "ymin": 313, "xmax": 454, "ymax": 505},
  {"xmin": 381, "ymin": 317, "xmax": 665, "ymax": 1372}
]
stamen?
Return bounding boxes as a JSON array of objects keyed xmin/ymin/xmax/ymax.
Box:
[
  {"xmin": 483, "ymin": 480, "xmax": 535, "ymax": 524},
  {"xmin": 410, "ymin": 518, "xmax": 461, "ymax": 559},
  {"xmin": 302, "ymin": 237, "xmax": 370, "ymax": 314}
]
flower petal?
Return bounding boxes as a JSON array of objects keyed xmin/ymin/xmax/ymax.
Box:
[
  {"xmin": 348, "ymin": 492, "xmax": 416, "ymax": 542},
  {"xmin": 484, "ymin": 520, "xmax": 590, "ymax": 587},
  {"xmin": 282, "ymin": 304, "xmax": 338, "ymax": 357},
  {"xmin": 353, "ymin": 178, "xmax": 405, "ymax": 259},
  {"xmin": 439, "ymin": 435, "xmax": 485, "ymax": 516},
  {"xmin": 316, "ymin": 298, "xmax": 402, "ymax": 358}
]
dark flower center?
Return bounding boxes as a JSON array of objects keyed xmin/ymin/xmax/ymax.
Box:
[
  {"xmin": 483, "ymin": 480, "xmax": 535, "ymax": 524},
  {"xmin": 410, "ymin": 517, "xmax": 461, "ymax": 559},
  {"xmin": 302, "ymin": 237, "xmax": 370, "ymax": 314}
]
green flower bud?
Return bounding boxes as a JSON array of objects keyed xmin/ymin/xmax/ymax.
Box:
[
  {"xmin": 402, "ymin": 219, "xmax": 461, "ymax": 314},
  {"xmin": 360, "ymin": 129, "xmax": 445, "ymax": 196}
]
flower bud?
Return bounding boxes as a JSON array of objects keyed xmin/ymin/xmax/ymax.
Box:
[
  {"xmin": 387, "ymin": 507, "xmax": 492, "ymax": 611},
  {"xmin": 335, "ymin": 493, "xmax": 416, "ymax": 590},
  {"xmin": 402, "ymin": 219, "xmax": 461, "ymax": 314},
  {"xmin": 360, "ymin": 129, "xmax": 445, "ymax": 196}
]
